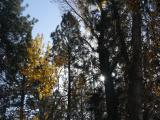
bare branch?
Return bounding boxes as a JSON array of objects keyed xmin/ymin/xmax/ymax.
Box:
[
  {"xmin": 80, "ymin": 37, "xmax": 97, "ymax": 52},
  {"xmin": 63, "ymin": 0, "xmax": 99, "ymax": 39}
]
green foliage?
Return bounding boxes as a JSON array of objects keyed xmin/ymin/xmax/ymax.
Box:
[{"xmin": 0, "ymin": 0, "xmax": 36, "ymax": 119}]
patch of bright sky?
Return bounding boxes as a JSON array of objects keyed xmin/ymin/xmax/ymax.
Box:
[{"xmin": 22, "ymin": 0, "xmax": 62, "ymax": 46}]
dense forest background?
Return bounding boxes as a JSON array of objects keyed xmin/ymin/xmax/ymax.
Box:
[{"xmin": 0, "ymin": 0, "xmax": 160, "ymax": 120}]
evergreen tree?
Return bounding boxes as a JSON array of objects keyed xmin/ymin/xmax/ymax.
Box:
[
  {"xmin": 0, "ymin": 0, "xmax": 36, "ymax": 119},
  {"xmin": 51, "ymin": 12, "xmax": 84, "ymax": 119},
  {"xmin": 51, "ymin": 12, "xmax": 100, "ymax": 119}
]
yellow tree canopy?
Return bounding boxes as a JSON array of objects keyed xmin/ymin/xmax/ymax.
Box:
[{"xmin": 21, "ymin": 34, "xmax": 62, "ymax": 99}]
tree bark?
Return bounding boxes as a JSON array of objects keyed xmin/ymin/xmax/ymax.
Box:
[
  {"xmin": 98, "ymin": 9, "xmax": 119, "ymax": 120},
  {"xmin": 111, "ymin": 0, "xmax": 143, "ymax": 119},
  {"xmin": 128, "ymin": 2, "xmax": 143, "ymax": 120}
]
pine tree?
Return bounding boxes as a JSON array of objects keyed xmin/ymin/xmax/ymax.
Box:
[
  {"xmin": 51, "ymin": 12, "xmax": 84, "ymax": 119},
  {"xmin": 0, "ymin": 0, "xmax": 36, "ymax": 119},
  {"xmin": 51, "ymin": 11, "xmax": 98, "ymax": 119}
]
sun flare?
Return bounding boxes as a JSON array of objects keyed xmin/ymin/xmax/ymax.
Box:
[{"xmin": 100, "ymin": 75, "xmax": 105, "ymax": 81}]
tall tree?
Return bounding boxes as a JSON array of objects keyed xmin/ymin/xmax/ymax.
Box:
[
  {"xmin": 0, "ymin": 0, "xmax": 36, "ymax": 119},
  {"xmin": 52, "ymin": 0, "xmax": 121, "ymax": 119},
  {"xmin": 51, "ymin": 12, "xmax": 84, "ymax": 119},
  {"xmin": 20, "ymin": 34, "xmax": 65, "ymax": 119},
  {"xmin": 127, "ymin": 1, "xmax": 142, "ymax": 119},
  {"xmin": 51, "ymin": 11, "xmax": 99, "ymax": 119},
  {"xmin": 110, "ymin": 0, "xmax": 160, "ymax": 119}
]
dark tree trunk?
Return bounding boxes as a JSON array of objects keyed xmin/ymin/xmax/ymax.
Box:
[
  {"xmin": 81, "ymin": 90, "xmax": 84, "ymax": 120},
  {"xmin": 98, "ymin": 9, "xmax": 119, "ymax": 120},
  {"xmin": 143, "ymin": 102, "xmax": 149, "ymax": 120},
  {"xmin": 98, "ymin": 44, "xmax": 119, "ymax": 120},
  {"xmin": 2, "ymin": 101, "xmax": 7, "ymax": 120},
  {"xmin": 67, "ymin": 45, "xmax": 71, "ymax": 120},
  {"xmin": 128, "ymin": 2, "xmax": 143, "ymax": 120},
  {"xmin": 20, "ymin": 75, "xmax": 25, "ymax": 120},
  {"xmin": 39, "ymin": 98, "xmax": 46, "ymax": 120},
  {"xmin": 111, "ymin": 0, "xmax": 143, "ymax": 119}
]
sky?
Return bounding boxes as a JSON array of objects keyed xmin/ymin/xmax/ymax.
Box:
[{"xmin": 22, "ymin": 0, "xmax": 62, "ymax": 45}]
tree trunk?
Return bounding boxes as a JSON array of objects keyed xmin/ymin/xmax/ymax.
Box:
[
  {"xmin": 81, "ymin": 89, "xmax": 84, "ymax": 120},
  {"xmin": 67, "ymin": 45, "xmax": 71, "ymax": 120},
  {"xmin": 111, "ymin": 0, "xmax": 143, "ymax": 119},
  {"xmin": 39, "ymin": 98, "xmax": 46, "ymax": 120},
  {"xmin": 98, "ymin": 9, "xmax": 119, "ymax": 120},
  {"xmin": 20, "ymin": 75, "xmax": 25, "ymax": 120},
  {"xmin": 128, "ymin": 2, "xmax": 143, "ymax": 120}
]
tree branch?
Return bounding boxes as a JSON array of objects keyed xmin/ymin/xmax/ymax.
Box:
[
  {"xmin": 80, "ymin": 37, "xmax": 97, "ymax": 52},
  {"xmin": 64, "ymin": 0, "xmax": 99, "ymax": 39}
]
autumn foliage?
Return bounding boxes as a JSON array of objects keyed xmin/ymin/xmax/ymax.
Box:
[{"xmin": 20, "ymin": 35, "xmax": 60, "ymax": 99}]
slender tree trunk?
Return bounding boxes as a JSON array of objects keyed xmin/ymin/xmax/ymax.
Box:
[
  {"xmin": 20, "ymin": 75, "xmax": 25, "ymax": 120},
  {"xmin": 67, "ymin": 45, "xmax": 71, "ymax": 120},
  {"xmin": 39, "ymin": 97, "xmax": 46, "ymax": 120},
  {"xmin": 143, "ymin": 102, "xmax": 149, "ymax": 120},
  {"xmin": 81, "ymin": 89, "xmax": 84, "ymax": 120},
  {"xmin": 2, "ymin": 100, "xmax": 8, "ymax": 120},
  {"xmin": 128, "ymin": 2, "xmax": 143, "ymax": 120}
]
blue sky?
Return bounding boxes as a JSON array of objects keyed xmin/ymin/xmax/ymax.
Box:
[{"xmin": 22, "ymin": 0, "xmax": 62, "ymax": 45}]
